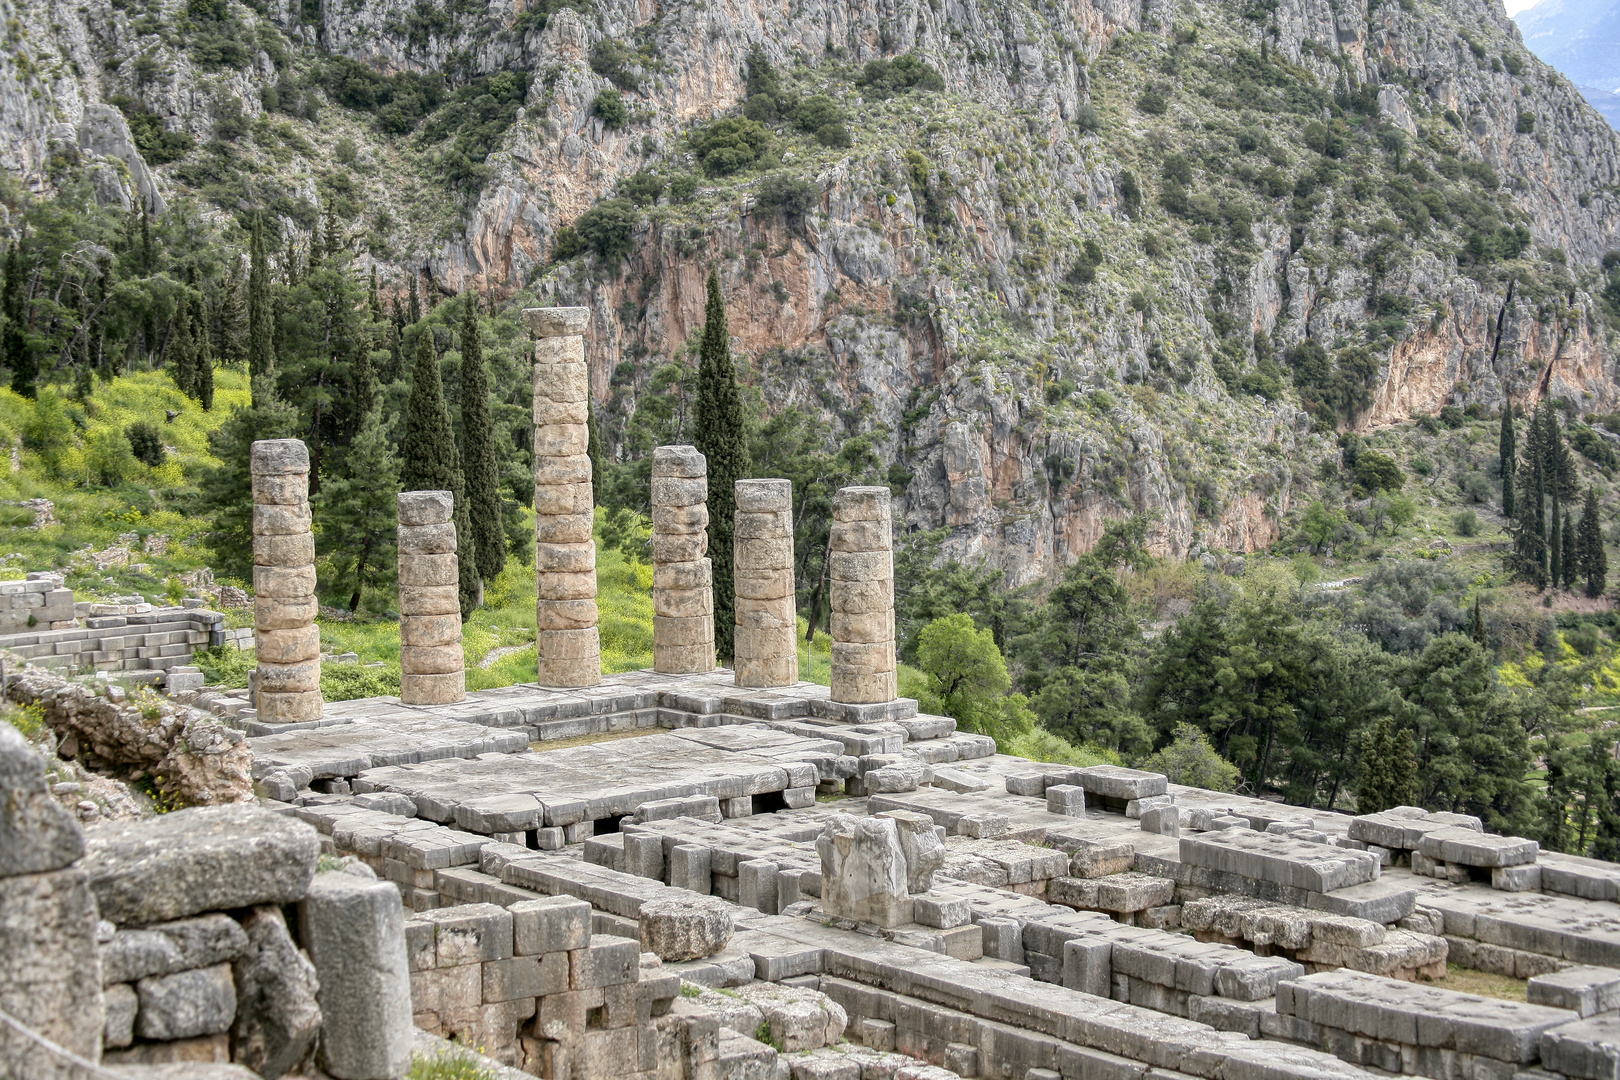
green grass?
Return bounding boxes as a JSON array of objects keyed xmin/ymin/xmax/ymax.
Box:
[
  {"xmin": 1437, "ymin": 965, "xmax": 1528, "ymax": 1002},
  {"xmin": 405, "ymin": 1047, "xmax": 497, "ymax": 1080}
]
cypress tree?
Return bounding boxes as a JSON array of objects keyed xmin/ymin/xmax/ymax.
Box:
[
  {"xmin": 1500, "ymin": 405, "xmax": 1516, "ymax": 519},
  {"xmin": 586, "ymin": 399, "xmax": 604, "ymax": 507},
  {"xmin": 1562, "ymin": 507, "xmax": 1578, "ymax": 591},
  {"xmin": 368, "ymin": 265, "xmax": 381, "ymax": 322},
  {"xmin": 1389, "ymin": 722, "xmax": 1418, "ymax": 808},
  {"xmin": 247, "ymin": 216, "xmax": 275, "ymax": 404},
  {"xmin": 1580, "ymin": 488, "xmax": 1607, "ymax": 598},
  {"xmin": 402, "ymin": 335, "xmax": 479, "ymax": 619},
  {"xmin": 407, "ymin": 276, "xmax": 421, "ymax": 324},
  {"xmin": 1591, "ymin": 738, "xmax": 1620, "ymax": 862},
  {"xmin": 3, "ymin": 243, "xmax": 35, "ymax": 400},
  {"xmin": 352, "ymin": 339, "xmax": 379, "ymax": 421},
  {"xmin": 1511, "ymin": 406, "xmax": 1549, "ymax": 588},
  {"xmin": 197, "ymin": 343, "xmax": 215, "ymax": 411},
  {"xmin": 171, "ymin": 294, "xmax": 196, "ymax": 398},
  {"xmin": 1471, "ymin": 595, "xmax": 1487, "ymax": 648},
  {"xmin": 1551, "ymin": 500, "xmax": 1564, "ymax": 589},
  {"xmin": 460, "ymin": 298, "xmax": 504, "ymax": 584},
  {"xmin": 693, "ymin": 268, "xmax": 749, "ymax": 662}
]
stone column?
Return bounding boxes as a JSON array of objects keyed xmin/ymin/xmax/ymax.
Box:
[
  {"xmin": 733, "ymin": 478, "xmax": 797, "ymax": 688},
  {"xmin": 252, "ymin": 439, "xmax": 322, "ymax": 723},
  {"xmin": 652, "ymin": 445, "xmax": 714, "ymax": 674},
  {"xmin": 524, "ymin": 306, "xmax": 600, "ymax": 688},
  {"xmin": 397, "ymin": 490, "xmax": 465, "ymax": 705},
  {"xmin": 830, "ymin": 486, "xmax": 897, "ymax": 704}
]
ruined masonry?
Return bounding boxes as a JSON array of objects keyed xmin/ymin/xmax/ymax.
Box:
[
  {"xmin": 733, "ymin": 478, "xmax": 797, "ymax": 689},
  {"xmin": 251, "ymin": 439, "xmax": 322, "ymax": 724},
  {"xmin": 526, "ymin": 306, "xmax": 601, "ymax": 689},
  {"xmin": 830, "ymin": 485, "xmax": 897, "ymax": 704},
  {"xmin": 652, "ymin": 444, "xmax": 715, "ymax": 674},
  {"xmin": 398, "ymin": 490, "xmax": 466, "ymax": 706}
]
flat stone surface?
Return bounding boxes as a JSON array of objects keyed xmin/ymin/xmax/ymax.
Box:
[
  {"xmin": 83, "ymin": 805, "xmax": 320, "ymax": 925},
  {"xmin": 1416, "ymin": 826, "xmax": 1539, "ymax": 868},
  {"xmin": 1181, "ymin": 829, "xmax": 1381, "ymax": 894}
]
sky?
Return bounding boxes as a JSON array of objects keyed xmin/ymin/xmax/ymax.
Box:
[{"xmin": 1504, "ymin": 0, "xmax": 1536, "ymax": 14}]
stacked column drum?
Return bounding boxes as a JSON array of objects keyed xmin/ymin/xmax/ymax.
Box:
[
  {"xmin": 651, "ymin": 445, "xmax": 715, "ymax": 674},
  {"xmin": 733, "ymin": 478, "xmax": 797, "ymax": 689},
  {"xmin": 251, "ymin": 439, "xmax": 322, "ymax": 723},
  {"xmin": 527, "ymin": 306, "xmax": 601, "ymax": 689},
  {"xmin": 397, "ymin": 490, "xmax": 466, "ymax": 705},
  {"xmin": 830, "ymin": 486, "xmax": 897, "ymax": 703}
]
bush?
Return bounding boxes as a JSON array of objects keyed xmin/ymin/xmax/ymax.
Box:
[
  {"xmin": 667, "ymin": 174, "xmax": 698, "ymax": 203},
  {"xmin": 323, "ymin": 661, "xmax": 402, "ymax": 702},
  {"xmin": 1453, "ymin": 509, "xmax": 1479, "ymax": 537},
  {"xmin": 590, "ymin": 39, "xmax": 641, "ymax": 92},
  {"xmin": 793, "ymin": 95, "xmax": 844, "ymax": 134},
  {"xmin": 593, "ymin": 89, "xmax": 628, "ymax": 130},
  {"xmin": 1137, "ymin": 87, "xmax": 1168, "ymax": 114},
  {"xmin": 619, "ymin": 171, "xmax": 665, "ymax": 205},
  {"xmin": 572, "ymin": 200, "xmax": 638, "ymax": 261},
  {"xmin": 126, "ymin": 422, "xmax": 165, "ymax": 468},
  {"xmin": 815, "ymin": 122, "xmax": 852, "ymax": 149},
  {"xmin": 1140, "ymin": 723, "xmax": 1240, "ymax": 791},
  {"xmin": 1354, "ymin": 451, "xmax": 1404, "ymax": 492},
  {"xmin": 755, "ymin": 172, "xmax": 819, "ymax": 220},
  {"xmin": 856, "ymin": 53, "xmax": 944, "ymax": 97},
  {"xmin": 688, "ymin": 118, "xmax": 771, "ymax": 176},
  {"xmin": 1075, "ymin": 103, "xmax": 1100, "ymax": 133}
]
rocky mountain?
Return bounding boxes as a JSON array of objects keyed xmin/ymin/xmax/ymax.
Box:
[
  {"xmin": 1514, "ymin": 0, "xmax": 1620, "ymax": 128},
  {"xmin": 1, "ymin": 0, "xmax": 1618, "ymax": 585}
]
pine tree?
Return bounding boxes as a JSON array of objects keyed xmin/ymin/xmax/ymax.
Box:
[
  {"xmin": 197, "ymin": 399, "xmax": 298, "ymax": 579},
  {"xmin": 1562, "ymin": 507, "xmax": 1578, "ymax": 591},
  {"xmin": 1499, "ymin": 405, "xmax": 1516, "ymax": 519},
  {"xmin": 316, "ymin": 407, "xmax": 399, "ymax": 612},
  {"xmin": 402, "ymin": 334, "xmax": 479, "ymax": 619},
  {"xmin": 1580, "ymin": 488, "xmax": 1608, "ymax": 598},
  {"xmin": 693, "ymin": 267, "xmax": 749, "ymax": 662},
  {"xmin": 459, "ymin": 297, "xmax": 504, "ymax": 585},
  {"xmin": 247, "ymin": 216, "xmax": 275, "ymax": 404}
]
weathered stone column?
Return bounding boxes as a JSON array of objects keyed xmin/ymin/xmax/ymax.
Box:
[
  {"xmin": 525, "ymin": 306, "xmax": 600, "ymax": 688},
  {"xmin": 252, "ymin": 439, "xmax": 322, "ymax": 723},
  {"xmin": 733, "ymin": 478, "xmax": 796, "ymax": 688},
  {"xmin": 398, "ymin": 490, "xmax": 465, "ymax": 705},
  {"xmin": 652, "ymin": 445, "xmax": 714, "ymax": 674},
  {"xmin": 830, "ymin": 486, "xmax": 897, "ymax": 703}
]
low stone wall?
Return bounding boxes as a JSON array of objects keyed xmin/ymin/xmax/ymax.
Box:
[
  {"xmin": 0, "ymin": 606, "xmax": 226, "ymax": 677},
  {"xmin": 0, "ymin": 573, "xmax": 75, "ymax": 633}
]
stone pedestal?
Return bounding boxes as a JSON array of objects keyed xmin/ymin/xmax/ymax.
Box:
[
  {"xmin": 830, "ymin": 486, "xmax": 896, "ymax": 704},
  {"xmin": 398, "ymin": 490, "xmax": 465, "ymax": 705},
  {"xmin": 252, "ymin": 439, "xmax": 322, "ymax": 723},
  {"xmin": 733, "ymin": 479, "xmax": 796, "ymax": 688},
  {"xmin": 652, "ymin": 445, "xmax": 714, "ymax": 674},
  {"xmin": 524, "ymin": 306, "xmax": 600, "ymax": 689}
]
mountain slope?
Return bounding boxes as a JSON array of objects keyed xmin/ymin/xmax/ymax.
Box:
[
  {"xmin": 1515, "ymin": 0, "xmax": 1620, "ymax": 92},
  {"xmin": 0, "ymin": 0, "xmax": 1617, "ymax": 584}
]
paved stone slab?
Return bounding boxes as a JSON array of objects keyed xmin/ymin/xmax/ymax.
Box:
[
  {"xmin": 1180, "ymin": 829, "xmax": 1380, "ymax": 894},
  {"xmin": 1415, "ymin": 826, "xmax": 1539, "ymax": 868}
]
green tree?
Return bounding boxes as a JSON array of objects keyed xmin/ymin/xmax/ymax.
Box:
[
  {"xmin": 401, "ymin": 334, "xmax": 479, "ymax": 619},
  {"xmin": 1299, "ymin": 500, "xmax": 1342, "ymax": 554},
  {"xmin": 914, "ymin": 613, "xmax": 1035, "ymax": 749},
  {"xmin": 197, "ymin": 401, "xmax": 299, "ymax": 580},
  {"xmin": 1387, "ymin": 492, "xmax": 1417, "ymax": 533},
  {"xmin": 316, "ymin": 407, "xmax": 399, "ymax": 612},
  {"xmin": 3, "ymin": 243, "xmax": 36, "ymax": 400},
  {"xmin": 247, "ymin": 215, "xmax": 275, "ymax": 404},
  {"xmin": 693, "ymin": 268, "xmax": 748, "ymax": 660},
  {"xmin": 459, "ymin": 298, "xmax": 504, "ymax": 585},
  {"xmin": 1579, "ymin": 488, "xmax": 1607, "ymax": 597},
  {"xmin": 170, "ymin": 291, "xmax": 198, "ymax": 398},
  {"xmin": 1562, "ymin": 507, "xmax": 1578, "ymax": 591},
  {"xmin": 1499, "ymin": 405, "xmax": 1516, "ymax": 518},
  {"xmin": 1355, "ymin": 715, "xmax": 1418, "ymax": 814},
  {"xmin": 1510, "ymin": 407, "xmax": 1549, "ymax": 588},
  {"xmin": 1353, "ymin": 451, "xmax": 1404, "ymax": 493},
  {"xmin": 1140, "ymin": 723, "xmax": 1241, "ymax": 791}
]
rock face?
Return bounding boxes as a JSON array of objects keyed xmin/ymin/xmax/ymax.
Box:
[
  {"xmin": 397, "ymin": 490, "xmax": 467, "ymax": 706},
  {"xmin": 652, "ymin": 445, "xmax": 715, "ymax": 675},
  {"xmin": 82, "ymin": 804, "xmax": 320, "ymax": 925},
  {"xmin": 526, "ymin": 306, "xmax": 601, "ymax": 689},
  {"xmin": 252, "ymin": 439, "xmax": 323, "ymax": 725}
]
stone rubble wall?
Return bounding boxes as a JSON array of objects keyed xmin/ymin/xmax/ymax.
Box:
[
  {"xmin": 829, "ymin": 485, "xmax": 897, "ymax": 705},
  {"xmin": 526, "ymin": 306, "xmax": 601, "ymax": 689},
  {"xmin": 651, "ymin": 445, "xmax": 714, "ymax": 675},
  {"xmin": 397, "ymin": 490, "xmax": 466, "ymax": 706},
  {"xmin": 251, "ymin": 439, "xmax": 323, "ymax": 725},
  {"xmin": 733, "ymin": 478, "xmax": 797, "ymax": 689}
]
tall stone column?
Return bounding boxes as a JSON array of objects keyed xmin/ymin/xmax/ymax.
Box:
[
  {"xmin": 398, "ymin": 490, "xmax": 466, "ymax": 705},
  {"xmin": 652, "ymin": 446, "xmax": 714, "ymax": 674},
  {"xmin": 733, "ymin": 479, "xmax": 797, "ymax": 688},
  {"xmin": 252, "ymin": 439, "xmax": 322, "ymax": 723},
  {"xmin": 830, "ymin": 486, "xmax": 897, "ymax": 704},
  {"xmin": 524, "ymin": 306, "xmax": 600, "ymax": 688}
]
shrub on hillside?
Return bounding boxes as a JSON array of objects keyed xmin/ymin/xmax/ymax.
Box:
[
  {"xmin": 126, "ymin": 422, "xmax": 165, "ymax": 468},
  {"xmin": 857, "ymin": 53, "xmax": 944, "ymax": 97},
  {"xmin": 572, "ymin": 200, "xmax": 638, "ymax": 261},
  {"xmin": 688, "ymin": 118, "xmax": 771, "ymax": 176}
]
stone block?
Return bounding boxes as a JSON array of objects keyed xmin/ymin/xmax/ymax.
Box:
[
  {"xmin": 736, "ymin": 478, "xmax": 792, "ymax": 513},
  {"xmin": 1047, "ymin": 784, "xmax": 1086, "ymax": 816},
  {"xmin": 252, "ymin": 439, "xmax": 309, "ymax": 475},
  {"xmin": 914, "ymin": 894, "xmax": 972, "ymax": 929},
  {"xmin": 82, "ymin": 804, "xmax": 319, "ymax": 925},
  {"xmin": 231, "ymin": 906, "xmax": 321, "ymax": 1080},
  {"xmin": 400, "ymin": 671, "xmax": 465, "ymax": 706},
  {"xmin": 1062, "ymin": 936, "xmax": 1114, "ymax": 997},
  {"xmin": 136, "ymin": 963, "xmax": 237, "ymax": 1040},
  {"xmin": 256, "ymin": 689, "xmax": 324, "ymax": 724},
  {"xmin": 397, "ymin": 585, "xmax": 459, "ymax": 616},
  {"xmin": 1495, "ymin": 864, "xmax": 1543, "ymax": 892},
  {"xmin": 398, "ymin": 524, "xmax": 457, "ymax": 557},
  {"xmin": 639, "ymin": 893, "xmax": 734, "ymax": 961},
  {"xmin": 571, "ymin": 938, "xmax": 641, "ymax": 989},
  {"xmin": 1543, "ymin": 1015, "xmax": 1620, "ymax": 1080},
  {"xmin": 740, "ymin": 859, "xmax": 780, "ymax": 914},
  {"xmin": 398, "ymin": 490, "xmax": 455, "ymax": 526},
  {"xmin": 512, "ymin": 895, "xmax": 592, "ymax": 955},
  {"xmin": 253, "ymin": 502, "xmax": 313, "ymax": 536},
  {"xmin": 669, "ymin": 845, "xmax": 713, "ymax": 895},
  {"xmin": 1530, "ymin": 967, "xmax": 1620, "ymax": 1018},
  {"xmin": 817, "ymin": 813, "xmax": 913, "ymax": 927},
  {"xmin": 416, "ymin": 903, "xmax": 513, "ymax": 966},
  {"xmin": 0, "ymin": 868, "xmax": 105, "ymax": 1065},
  {"xmin": 1417, "ymin": 827, "xmax": 1539, "ymax": 868},
  {"xmin": 535, "ymin": 513, "xmax": 593, "ymax": 545},
  {"xmin": 484, "ymin": 954, "xmax": 569, "ymax": 1001},
  {"xmin": 400, "ymin": 643, "xmax": 464, "ymax": 675},
  {"xmin": 253, "ymin": 532, "xmax": 316, "ymax": 567},
  {"xmin": 0, "ymin": 720, "xmax": 84, "ymax": 876},
  {"xmin": 298, "ymin": 871, "xmax": 413, "ymax": 1080},
  {"xmin": 105, "ymin": 982, "xmax": 137, "ymax": 1049},
  {"xmin": 524, "ymin": 306, "xmax": 591, "ymax": 337},
  {"xmin": 257, "ymin": 660, "xmax": 321, "ymax": 694}
]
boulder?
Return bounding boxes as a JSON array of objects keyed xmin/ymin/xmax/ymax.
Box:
[
  {"xmin": 231, "ymin": 906, "xmax": 321, "ymax": 1080},
  {"xmin": 638, "ymin": 893, "xmax": 734, "ymax": 961},
  {"xmin": 83, "ymin": 804, "xmax": 319, "ymax": 925},
  {"xmin": 734, "ymin": 983, "xmax": 848, "ymax": 1051}
]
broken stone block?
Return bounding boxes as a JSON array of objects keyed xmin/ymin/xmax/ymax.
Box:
[
  {"xmin": 734, "ymin": 982, "xmax": 848, "ymax": 1051},
  {"xmin": 136, "ymin": 963, "xmax": 237, "ymax": 1041},
  {"xmin": 877, "ymin": 809, "xmax": 945, "ymax": 892},
  {"xmin": 817, "ymin": 813, "xmax": 913, "ymax": 927},
  {"xmin": 0, "ymin": 867, "xmax": 105, "ymax": 1065},
  {"xmin": 638, "ymin": 893, "xmax": 733, "ymax": 961},
  {"xmin": 83, "ymin": 804, "xmax": 320, "ymax": 925},
  {"xmin": 230, "ymin": 906, "xmax": 321, "ymax": 1080},
  {"xmin": 0, "ymin": 720, "xmax": 84, "ymax": 876},
  {"xmin": 1057, "ymin": 837, "xmax": 1136, "ymax": 879}
]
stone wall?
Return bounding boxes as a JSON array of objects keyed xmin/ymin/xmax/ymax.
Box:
[
  {"xmin": 0, "ymin": 573, "xmax": 75, "ymax": 634},
  {"xmin": 0, "ymin": 606, "xmax": 226, "ymax": 678}
]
